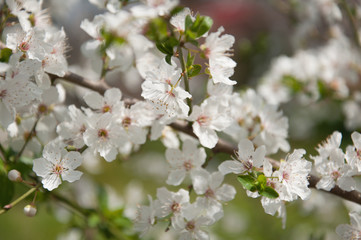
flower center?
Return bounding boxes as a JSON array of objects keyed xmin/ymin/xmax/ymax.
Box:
[
  {"xmin": 122, "ymin": 117, "xmax": 132, "ymax": 129},
  {"xmin": 243, "ymin": 159, "xmax": 253, "ymax": 171},
  {"xmin": 98, "ymin": 129, "xmax": 108, "ymax": 139},
  {"xmin": 19, "ymin": 41, "xmax": 30, "ymax": 52},
  {"xmin": 53, "ymin": 164, "xmax": 63, "ymax": 175},
  {"xmin": 186, "ymin": 221, "xmax": 195, "ymax": 231},
  {"xmin": 171, "ymin": 202, "xmax": 181, "ymax": 213},
  {"xmin": 331, "ymin": 170, "xmax": 340, "ymax": 180},
  {"xmin": 197, "ymin": 115, "xmax": 210, "ymax": 126},
  {"xmin": 183, "ymin": 161, "xmax": 193, "ymax": 171},
  {"xmin": 102, "ymin": 105, "xmax": 111, "ymax": 113},
  {"xmin": 38, "ymin": 104, "xmax": 48, "ymax": 114},
  {"xmin": 282, "ymin": 172, "xmax": 290, "ymax": 181},
  {"xmin": 205, "ymin": 188, "xmax": 215, "ymax": 198}
]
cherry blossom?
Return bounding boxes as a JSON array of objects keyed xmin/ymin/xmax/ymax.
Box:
[
  {"xmin": 33, "ymin": 140, "xmax": 83, "ymax": 191},
  {"xmin": 188, "ymin": 96, "xmax": 232, "ymax": 148},
  {"xmin": 219, "ymin": 138, "xmax": 266, "ymax": 175},
  {"xmin": 336, "ymin": 211, "xmax": 361, "ymax": 240},
  {"xmin": 165, "ymin": 139, "xmax": 206, "ymax": 186}
]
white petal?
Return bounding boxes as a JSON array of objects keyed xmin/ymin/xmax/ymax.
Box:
[
  {"xmin": 218, "ymin": 160, "xmax": 243, "ymax": 175},
  {"xmin": 62, "ymin": 151, "xmax": 83, "ymax": 169},
  {"xmin": 100, "ymin": 146, "xmax": 118, "ymax": 162},
  {"xmin": 165, "ymin": 148, "xmax": 183, "ymax": 167},
  {"xmin": 316, "ymin": 176, "xmax": 335, "ymax": 191},
  {"xmin": 166, "ymin": 169, "xmax": 186, "ymax": 186},
  {"xmin": 352, "ymin": 132, "xmax": 361, "ymax": 150},
  {"xmin": 210, "ymin": 171, "xmax": 224, "ymax": 190},
  {"xmin": 33, "ymin": 158, "xmax": 51, "ymax": 178},
  {"xmin": 104, "ymin": 88, "xmax": 122, "ymax": 105},
  {"xmin": 216, "ymin": 184, "xmax": 236, "ymax": 202},
  {"xmin": 338, "ymin": 176, "xmax": 356, "ymax": 191},
  {"xmin": 62, "ymin": 170, "xmax": 83, "ymax": 182},
  {"xmin": 193, "ymin": 123, "xmax": 218, "ymax": 148},
  {"xmin": 42, "ymin": 174, "xmax": 61, "ymax": 191},
  {"xmin": 84, "ymin": 91, "xmax": 104, "ymax": 109},
  {"xmin": 237, "ymin": 138, "xmax": 254, "ymax": 160},
  {"xmin": 192, "ymin": 169, "xmax": 209, "ymax": 194}
]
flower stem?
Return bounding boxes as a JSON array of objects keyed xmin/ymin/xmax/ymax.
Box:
[
  {"xmin": 0, "ymin": 143, "xmax": 8, "ymax": 164},
  {"xmin": 14, "ymin": 118, "xmax": 39, "ymax": 163},
  {"xmin": 0, "ymin": 187, "xmax": 38, "ymax": 215},
  {"xmin": 177, "ymin": 45, "xmax": 192, "ymax": 115}
]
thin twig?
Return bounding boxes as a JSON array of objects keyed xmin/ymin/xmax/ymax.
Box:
[
  {"xmin": 14, "ymin": 118, "xmax": 39, "ymax": 163},
  {"xmin": 0, "ymin": 187, "xmax": 38, "ymax": 215},
  {"xmin": 177, "ymin": 45, "xmax": 193, "ymax": 114},
  {"xmin": 0, "ymin": 143, "xmax": 8, "ymax": 164},
  {"xmin": 49, "ymin": 72, "xmax": 110, "ymax": 95}
]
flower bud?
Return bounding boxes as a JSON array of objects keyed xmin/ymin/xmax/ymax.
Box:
[
  {"xmin": 24, "ymin": 204, "xmax": 37, "ymax": 217},
  {"xmin": 8, "ymin": 169, "xmax": 22, "ymax": 182}
]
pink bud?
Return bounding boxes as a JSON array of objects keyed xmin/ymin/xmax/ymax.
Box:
[
  {"xmin": 8, "ymin": 169, "xmax": 22, "ymax": 182},
  {"xmin": 24, "ymin": 204, "xmax": 37, "ymax": 217}
]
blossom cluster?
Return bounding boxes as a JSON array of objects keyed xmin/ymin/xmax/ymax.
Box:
[
  {"xmin": 1, "ymin": 0, "xmax": 361, "ymax": 239},
  {"xmin": 312, "ymin": 131, "xmax": 361, "ymax": 192},
  {"xmin": 258, "ymin": 0, "xmax": 361, "ymax": 131}
]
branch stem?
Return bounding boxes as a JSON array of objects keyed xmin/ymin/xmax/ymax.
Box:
[
  {"xmin": 14, "ymin": 118, "xmax": 39, "ymax": 163},
  {"xmin": 177, "ymin": 45, "xmax": 192, "ymax": 114},
  {"xmin": 45, "ymin": 71, "xmax": 361, "ymax": 205},
  {"xmin": 0, "ymin": 187, "xmax": 38, "ymax": 215}
]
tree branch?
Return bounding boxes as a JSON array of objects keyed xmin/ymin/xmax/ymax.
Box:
[
  {"xmin": 170, "ymin": 121, "xmax": 361, "ymax": 205},
  {"xmin": 49, "ymin": 72, "xmax": 110, "ymax": 95},
  {"xmin": 51, "ymin": 71, "xmax": 361, "ymax": 205}
]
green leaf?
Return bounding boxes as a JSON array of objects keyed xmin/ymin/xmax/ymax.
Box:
[
  {"xmin": 0, "ymin": 173, "xmax": 14, "ymax": 207},
  {"xmin": 0, "ymin": 48, "xmax": 12, "ymax": 63},
  {"xmin": 165, "ymin": 54, "xmax": 172, "ymax": 65},
  {"xmin": 185, "ymin": 15, "xmax": 193, "ymax": 32},
  {"xmin": 146, "ymin": 17, "xmax": 168, "ymax": 42},
  {"xmin": 187, "ymin": 64, "xmax": 201, "ymax": 78},
  {"xmin": 156, "ymin": 37, "xmax": 178, "ymax": 56},
  {"xmin": 281, "ymin": 75, "xmax": 303, "ymax": 94},
  {"xmin": 257, "ymin": 174, "xmax": 267, "ymax": 186},
  {"xmin": 237, "ymin": 175, "xmax": 256, "ymax": 192},
  {"xmin": 170, "ymin": 6, "xmax": 185, "ymax": 16},
  {"xmin": 190, "ymin": 15, "xmax": 213, "ymax": 37},
  {"xmin": 156, "ymin": 42, "xmax": 173, "ymax": 55},
  {"xmin": 186, "ymin": 51, "xmax": 195, "ymax": 68},
  {"xmin": 195, "ymin": 16, "xmax": 213, "ymax": 38},
  {"xmin": 259, "ymin": 186, "xmax": 279, "ymax": 199},
  {"xmin": 99, "ymin": 28, "xmax": 126, "ymax": 53}
]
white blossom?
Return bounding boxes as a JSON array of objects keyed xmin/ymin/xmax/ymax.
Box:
[
  {"xmin": 219, "ymin": 138, "xmax": 266, "ymax": 175},
  {"xmin": 336, "ymin": 211, "xmax": 361, "ymax": 240},
  {"xmin": 165, "ymin": 139, "xmax": 206, "ymax": 186},
  {"xmin": 188, "ymin": 96, "xmax": 232, "ymax": 148},
  {"xmin": 201, "ymin": 27, "xmax": 236, "ymax": 85},
  {"xmin": 33, "ymin": 140, "xmax": 83, "ymax": 191}
]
